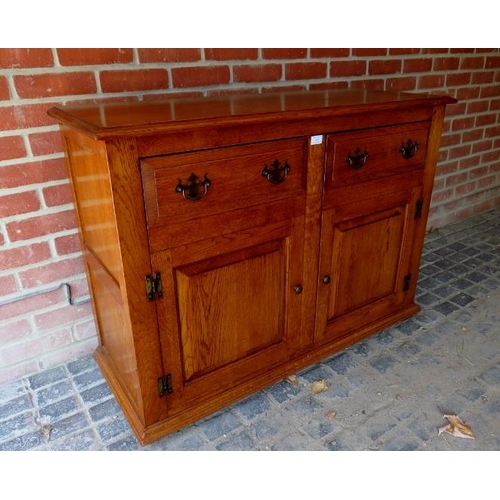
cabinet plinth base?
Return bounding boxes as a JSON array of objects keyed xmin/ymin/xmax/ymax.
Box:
[{"xmin": 97, "ymin": 303, "xmax": 420, "ymax": 446}]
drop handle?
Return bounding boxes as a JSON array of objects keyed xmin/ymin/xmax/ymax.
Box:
[
  {"xmin": 175, "ymin": 173, "xmax": 211, "ymax": 201},
  {"xmin": 322, "ymin": 275, "xmax": 331, "ymax": 284},
  {"xmin": 346, "ymin": 148, "xmax": 369, "ymax": 169},
  {"xmin": 399, "ymin": 139, "xmax": 419, "ymax": 159},
  {"xmin": 262, "ymin": 159, "xmax": 290, "ymax": 184},
  {"xmin": 294, "ymin": 285, "xmax": 303, "ymax": 294}
]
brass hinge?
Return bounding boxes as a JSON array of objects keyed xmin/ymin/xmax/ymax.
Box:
[
  {"xmin": 158, "ymin": 374, "xmax": 173, "ymax": 397},
  {"xmin": 415, "ymin": 199, "xmax": 424, "ymax": 220},
  {"xmin": 145, "ymin": 272, "xmax": 163, "ymax": 301},
  {"xmin": 403, "ymin": 274, "xmax": 412, "ymax": 292}
]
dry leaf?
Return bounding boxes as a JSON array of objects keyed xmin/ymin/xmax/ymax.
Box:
[
  {"xmin": 285, "ymin": 374, "xmax": 298, "ymax": 386},
  {"xmin": 438, "ymin": 414, "xmax": 475, "ymax": 439},
  {"xmin": 327, "ymin": 410, "xmax": 337, "ymax": 421},
  {"xmin": 311, "ymin": 379, "xmax": 330, "ymax": 394}
]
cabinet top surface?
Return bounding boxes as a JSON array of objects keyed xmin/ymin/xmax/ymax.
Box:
[{"xmin": 48, "ymin": 89, "xmax": 456, "ymax": 140}]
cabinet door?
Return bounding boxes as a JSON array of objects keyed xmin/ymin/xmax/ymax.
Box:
[
  {"xmin": 151, "ymin": 216, "xmax": 308, "ymax": 413},
  {"xmin": 315, "ymin": 186, "xmax": 422, "ymax": 344}
]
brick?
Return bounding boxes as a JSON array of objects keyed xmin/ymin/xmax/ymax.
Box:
[
  {"xmin": 352, "ymin": 49, "xmax": 387, "ymax": 56},
  {"xmin": 418, "ymin": 74, "xmax": 445, "ymax": 89},
  {"xmin": 433, "ymin": 57, "xmax": 460, "ymax": 71},
  {"xmin": 0, "ymin": 275, "xmax": 17, "ymax": 296},
  {"xmin": 0, "ymin": 135, "xmax": 26, "ymax": 161},
  {"xmin": 8, "ymin": 102, "xmax": 60, "ymax": 130},
  {"xmin": 387, "ymin": 77, "xmax": 416, "ymax": 91},
  {"xmin": 74, "ymin": 319, "xmax": 97, "ymax": 341},
  {"xmin": 54, "ymin": 233, "xmax": 81, "ymax": 256},
  {"xmin": 486, "ymin": 56, "xmax": 500, "ymax": 68},
  {"xmin": 476, "ymin": 113, "xmax": 497, "ymax": 127},
  {"xmin": 458, "ymin": 154, "xmax": 480, "ymax": 170},
  {"xmin": 472, "ymin": 140, "xmax": 494, "ymax": 154},
  {"xmin": 462, "ymin": 129, "xmax": 483, "ymax": 143},
  {"xmin": 39, "ymin": 337, "xmax": 97, "ymax": 372},
  {"xmin": 138, "ymin": 48, "xmax": 201, "ymax": 63},
  {"xmin": 330, "ymin": 60, "xmax": 366, "ymax": 77},
  {"xmin": 311, "ymin": 49, "xmax": 349, "ymax": 58},
  {"xmin": 446, "ymin": 72, "xmax": 471, "ymax": 87},
  {"xmin": 19, "ymin": 256, "xmax": 86, "ymax": 289},
  {"xmin": 0, "ymin": 48, "xmax": 53, "ymax": 68},
  {"xmin": 0, "ymin": 286, "xmax": 67, "ymax": 321},
  {"xmin": 456, "ymin": 87, "xmax": 480, "ymax": 101},
  {"xmin": 57, "ymin": 48, "xmax": 133, "ymax": 66},
  {"xmin": 0, "ymin": 106, "xmax": 20, "ymax": 132},
  {"xmin": 368, "ymin": 59, "xmax": 402, "ymax": 75},
  {"xmin": 285, "ymin": 62, "xmax": 327, "ymax": 80},
  {"xmin": 29, "ymin": 130, "xmax": 62, "ymax": 156},
  {"xmin": 172, "ymin": 65, "xmax": 230, "ymax": 88},
  {"xmin": 34, "ymin": 302, "xmax": 92, "ymax": 330},
  {"xmin": 310, "ymin": 81, "xmax": 349, "ymax": 91},
  {"xmin": 205, "ymin": 48, "xmax": 258, "ymax": 60},
  {"xmin": 455, "ymin": 181, "xmax": 477, "ymax": 195},
  {"xmin": 472, "ymin": 71, "xmax": 495, "ymax": 85},
  {"xmin": 390, "ymin": 49, "xmax": 421, "ymax": 55},
  {"xmin": 0, "ymin": 328, "xmax": 73, "ymax": 366},
  {"xmin": 351, "ymin": 79, "xmax": 384, "ymax": 90},
  {"xmin": 0, "ymin": 76, "xmax": 10, "ymax": 100},
  {"xmin": 452, "ymin": 117, "xmax": 475, "ymax": 131},
  {"xmin": 467, "ymin": 100, "xmax": 490, "ymax": 114},
  {"xmin": 262, "ymin": 49, "xmax": 307, "ymax": 59},
  {"xmin": 445, "ymin": 172, "xmax": 468, "ymax": 187},
  {"xmin": 422, "ymin": 49, "xmax": 449, "ymax": 54},
  {"xmin": 233, "ymin": 64, "xmax": 282, "ymax": 83},
  {"xmin": 0, "ymin": 318, "xmax": 31, "ymax": 343},
  {"xmin": 480, "ymin": 85, "xmax": 500, "ymax": 98},
  {"xmin": 448, "ymin": 144, "xmax": 472, "ymax": 160},
  {"xmin": 0, "ymin": 360, "xmax": 38, "ymax": 386},
  {"xmin": 0, "ymin": 190, "xmax": 40, "ymax": 218},
  {"xmin": 403, "ymin": 58, "xmax": 432, "ymax": 73},
  {"xmin": 7, "ymin": 210, "xmax": 77, "ymax": 242},
  {"xmin": 460, "ymin": 56, "xmax": 485, "ymax": 70},
  {"xmin": 485, "ymin": 125, "xmax": 500, "ymax": 138},
  {"xmin": 42, "ymin": 183, "xmax": 73, "ymax": 207},
  {"xmin": 468, "ymin": 165, "xmax": 489, "ymax": 178},
  {"xmin": 14, "ymin": 72, "xmax": 96, "ymax": 99},
  {"xmin": 100, "ymin": 69, "xmax": 168, "ymax": 93},
  {"xmin": 0, "ymin": 241, "xmax": 51, "ymax": 271},
  {"xmin": 477, "ymin": 175, "xmax": 497, "ymax": 188},
  {"xmin": 0, "ymin": 158, "xmax": 67, "ymax": 189}
]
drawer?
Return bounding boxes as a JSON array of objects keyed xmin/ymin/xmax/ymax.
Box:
[
  {"xmin": 141, "ymin": 138, "xmax": 307, "ymax": 225},
  {"xmin": 325, "ymin": 123, "xmax": 429, "ymax": 189}
]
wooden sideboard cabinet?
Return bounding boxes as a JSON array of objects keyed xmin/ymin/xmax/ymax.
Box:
[{"xmin": 48, "ymin": 90, "xmax": 456, "ymax": 444}]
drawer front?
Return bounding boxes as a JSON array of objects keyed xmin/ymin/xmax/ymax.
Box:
[
  {"xmin": 325, "ymin": 123, "xmax": 429, "ymax": 189},
  {"xmin": 141, "ymin": 138, "xmax": 306, "ymax": 225}
]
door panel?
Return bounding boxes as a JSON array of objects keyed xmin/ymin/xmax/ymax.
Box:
[
  {"xmin": 152, "ymin": 217, "xmax": 307, "ymax": 413},
  {"xmin": 315, "ymin": 187, "xmax": 421, "ymax": 343}
]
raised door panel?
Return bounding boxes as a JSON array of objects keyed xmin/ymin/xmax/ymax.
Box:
[
  {"xmin": 152, "ymin": 217, "xmax": 308, "ymax": 414},
  {"xmin": 315, "ymin": 187, "xmax": 421, "ymax": 344}
]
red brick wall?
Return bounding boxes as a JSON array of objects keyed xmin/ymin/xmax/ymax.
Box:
[{"xmin": 1, "ymin": 48, "xmax": 499, "ymax": 384}]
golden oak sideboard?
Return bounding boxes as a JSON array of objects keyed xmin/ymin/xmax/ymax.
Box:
[{"xmin": 49, "ymin": 89, "xmax": 456, "ymax": 444}]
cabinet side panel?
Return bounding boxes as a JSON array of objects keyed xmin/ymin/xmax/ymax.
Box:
[
  {"xmin": 86, "ymin": 252, "xmax": 142, "ymax": 415},
  {"xmin": 62, "ymin": 131, "xmax": 122, "ymax": 282}
]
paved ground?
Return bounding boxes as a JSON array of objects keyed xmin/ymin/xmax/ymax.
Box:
[{"xmin": 1, "ymin": 208, "xmax": 499, "ymax": 451}]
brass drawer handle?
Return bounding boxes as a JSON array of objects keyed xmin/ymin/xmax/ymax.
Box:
[
  {"xmin": 346, "ymin": 148, "xmax": 369, "ymax": 169},
  {"xmin": 175, "ymin": 173, "xmax": 211, "ymax": 201},
  {"xmin": 399, "ymin": 139, "xmax": 419, "ymax": 159},
  {"xmin": 262, "ymin": 159, "xmax": 290, "ymax": 184}
]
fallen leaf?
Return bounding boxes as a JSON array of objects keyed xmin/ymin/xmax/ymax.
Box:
[
  {"xmin": 327, "ymin": 410, "xmax": 337, "ymax": 420},
  {"xmin": 311, "ymin": 379, "xmax": 330, "ymax": 394},
  {"xmin": 438, "ymin": 414, "xmax": 475, "ymax": 439},
  {"xmin": 285, "ymin": 374, "xmax": 298, "ymax": 386}
]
